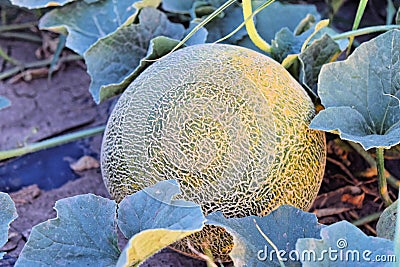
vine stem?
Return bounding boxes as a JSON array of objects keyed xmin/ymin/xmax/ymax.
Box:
[
  {"xmin": 242, "ymin": 0, "xmax": 273, "ymax": 53},
  {"xmin": 0, "ymin": 125, "xmax": 105, "ymax": 161},
  {"xmin": 376, "ymin": 147, "xmax": 392, "ymax": 206},
  {"xmin": 346, "ymin": 0, "xmax": 368, "ymax": 56},
  {"xmin": 0, "ymin": 21, "xmax": 38, "ymax": 32},
  {"xmin": 351, "ymin": 211, "xmax": 382, "ymax": 226},
  {"xmin": 332, "ymin": 25, "xmax": 400, "ymax": 41},
  {"xmin": 347, "ymin": 141, "xmax": 400, "ymax": 189},
  {"xmin": 0, "ymin": 54, "xmax": 82, "ymax": 80}
]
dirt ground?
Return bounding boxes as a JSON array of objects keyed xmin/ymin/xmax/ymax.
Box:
[{"xmin": 0, "ymin": 1, "xmax": 399, "ymax": 266}]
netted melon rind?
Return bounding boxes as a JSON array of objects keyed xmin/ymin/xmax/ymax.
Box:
[{"xmin": 101, "ymin": 43, "xmax": 326, "ymax": 261}]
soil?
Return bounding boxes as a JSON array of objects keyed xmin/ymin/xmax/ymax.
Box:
[{"xmin": 0, "ymin": 1, "xmax": 399, "ymax": 266}]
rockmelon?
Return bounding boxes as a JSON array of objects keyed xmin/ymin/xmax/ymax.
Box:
[{"xmin": 101, "ymin": 43, "xmax": 326, "ymax": 261}]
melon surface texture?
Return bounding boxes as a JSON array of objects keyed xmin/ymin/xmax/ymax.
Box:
[{"xmin": 101, "ymin": 43, "xmax": 326, "ymax": 260}]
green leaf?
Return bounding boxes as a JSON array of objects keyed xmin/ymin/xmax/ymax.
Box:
[
  {"xmin": 296, "ymin": 221, "xmax": 395, "ymax": 266},
  {"xmin": 15, "ymin": 194, "xmax": 119, "ymax": 267},
  {"xmin": 310, "ymin": 30, "xmax": 400, "ymax": 150},
  {"xmin": 85, "ymin": 7, "xmax": 185, "ymax": 103},
  {"xmin": 0, "ymin": 192, "xmax": 17, "ymax": 260},
  {"xmin": 204, "ymin": 1, "xmax": 247, "ymax": 44},
  {"xmin": 270, "ymin": 27, "xmax": 308, "ymax": 63},
  {"xmin": 206, "ymin": 205, "xmax": 324, "ymax": 266},
  {"xmin": 299, "ymin": 34, "xmax": 341, "ymax": 95},
  {"xmin": 184, "ymin": 21, "xmax": 208, "ymax": 45},
  {"xmin": 0, "ymin": 96, "xmax": 11, "ymax": 111},
  {"xmin": 377, "ymin": 200, "xmax": 398, "ymax": 240},
  {"xmin": 38, "ymin": 0, "xmax": 157, "ymax": 55},
  {"xmin": 237, "ymin": 1, "xmax": 320, "ymax": 53},
  {"xmin": 162, "ymin": 0, "xmax": 196, "ymax": 13},
  {"xmin": 116, "ymin": 180, "xmax": 205, "ymax": 266},
  {"xmin": 9, "ymin": 0, "xmax": 101, "ymax": 9}
]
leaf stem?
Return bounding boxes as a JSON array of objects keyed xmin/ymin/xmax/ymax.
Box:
[
  {"xmin": 168, "ymin": 0, "xmax": 237, "ymax": 55},
  {"xmin": 347, "ymin": 141, "xmax": 400, "ymax": 190},
  {"xmin": 0, "ymin": 54, "xmax": 82, "ymax": 80},
  {"xmin": 214, "ymin": 0, "xmax": 275, "ymax": 45},
  {"xmin": 346, "ymin": 0, "xmax": 368, "ymax": 56},
  {"xmin": 0, "ymin": 21, "xmax": 38, "ymax": 32},
  {"xmin": 351, "ymin": 211, "xmax": 382, "ymax": 226},
  {"xmin": 0, "ymin": 32, "xmax": 42, "ymax": 43},
  {"xmin": 376, "ymin": 147, "xmax": 392, "ymax": 206},
  {"xmin": 0, "ymin": 46, "xmax": 20, "ymax": 66},
  {"xmin": 332, "ymin": 25, "xmax": 400, "ymax": 41},
  {"xmin": 0, "ymin": 125, "xmax": 105, "ymax": 161}
]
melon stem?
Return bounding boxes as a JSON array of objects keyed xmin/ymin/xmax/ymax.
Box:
[
  {"xmin": 376, "ymin": 147, "xmax": 392, "ymax": 207},
  {"xmin": 0, "ymin": 125, "xmax": 105, "ymax": 161}
]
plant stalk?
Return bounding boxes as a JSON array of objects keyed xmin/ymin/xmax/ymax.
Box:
[
  {"xmin": 332, "ymin": 25, "xmax": 400, "ymax": 41},
  {"xmin": 346, "ymin": 0, "xmax": 368, "ymax": 56},
  {"xmin": 242, "ymin": 0, "xmax": 273, "ymax": 53},
  {"xmin": 0, "ymin": 54, "xmax": 82, "ymax": 80},
  {"xmin": 0, "ymin": 32, "xmax": 42, "ymax": 43},
  {"xmin": 0, "ymin": 21, "xmax": 38, "ymax": 32},
  {"xmin": 351, "ymin": 211, "xmax": 382, "ymax": 226},
  {"xmin": 0, "ymin": 46, "xmax": 20, "ymax": 66},
  {"xmin": 376, "ymin": 147, "xmax": 392, "ymax": 206},
  {"xmin": 0, "ymin": 125, "xmax": 105, "ymax": 161},
  {"xmin": 347, "ymin": 141, "xmax": 400, "ymax": 190}
]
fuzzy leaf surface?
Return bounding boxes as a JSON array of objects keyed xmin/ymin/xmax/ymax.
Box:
[
  {"xmin": 299, "ymin": 34, "xmax": 341, "ymax": 95},
  {"xmin": 15, "ymin": 194, "xmax": 119, "ymax": 266},
  {"xmin": 85, "ymin": 7, "xmax": 185, "ymax": 103},
  {"xmin": 296, "ymin": 221, "xmax": 395, "ymax": 266},
  {"xmin": 116, "ymin": 180, "xmax": 205, "ymax": 266},
  {"xmin": 206, "ymin": 205, "xmax": 324, "ymax": 266},
  {"xmin": 270, "ymin": 27, "xmax": 309, "ymax": 63},
  {"xmin": 310, "ymin": 30, "xmax": 400, "ymax": 150},
  {"xmin": 0, "ymin": 193, "xmax": 17, "ymax": 260},
  {"xmin": 38, "ymin": 0, "xmax": 157, "ymax": 55}
]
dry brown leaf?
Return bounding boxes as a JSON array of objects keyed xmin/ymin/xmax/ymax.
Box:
[
  {"xmin": 70, "ymin": 155, "xmax": 100, "ymax": 172},
  {"xmin": 10, "ymin": 184, "xmax": 41, "ymax": 206}
]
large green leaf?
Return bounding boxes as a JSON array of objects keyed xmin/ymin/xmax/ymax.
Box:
[
  {"xmin": 0, "ymin": 96, "xmax": 11, "ymax": 111},
  {"xmin": 299, "ymin": 34, "xmax": 341, "ymax": 95},
  {"xmin": 0, "ymin": 192, "xmax": 17, "ymax": 260},
  {"xmin": 39, "ymin": 0, "xmax": 160, "ymax": 55},
  {"xmin": 10, "ymin": 0, "xmax": 100, "ymax": 9},
  {"xmin": 15, "ymin": 194, "xmax": 120, "ymax": 267},
  {"xmin": 237, "ymin": 1, "xmax": 320, "ymax": 53},
  {"xmin": 310, "ymin": 30, "xmax": 400, "ymax": 150},
  {"xmin": 116, "ymin": 180, "xmax": 205, "ymax": 266},
  {"xmin": 207, "ymin": 205, "xmax": 324, "ymax": 266},
  {"xmin": 85, "ymin": 7, "xmax": 185, "ymax": 103},
  {"xmin": 296, "ymin": 221, "xmax": 395, "ymax": 266}
]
